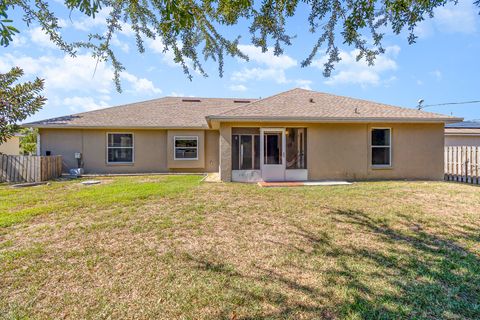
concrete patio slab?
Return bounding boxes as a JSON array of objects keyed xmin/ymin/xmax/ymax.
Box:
[{"xmin": 257, "ymin": 181, "xmax": 352, "ymax": 187}]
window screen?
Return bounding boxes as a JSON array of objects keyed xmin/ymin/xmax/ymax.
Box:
[{"xmin": 371, "ymin": 129, "xmax": 391, "ymax": 166}]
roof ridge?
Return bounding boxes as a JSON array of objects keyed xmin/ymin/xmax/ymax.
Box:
[
  {"xmin": 213, "ymin": 87, "xmax": 306, "ymax": 117},
  {"xmin": 164, "ymin": 96, "xmax": 256, "ymax": 100},
  {"xmin": 311, "ymin": 91, "xmax": 449, "ymax": 117},
  {"xmin": 206, "ymin": 88, "xmax": 461, "ymax": 122},
  {"xmin": 218, "ymin": 87, "xmax": 450, "ymax": 118}
]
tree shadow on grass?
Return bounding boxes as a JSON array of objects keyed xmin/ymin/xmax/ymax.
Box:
[
  {"xmin": 187, "ymin": 254, "xmax": 336, "ymax": 320},
  {"xmin": 183, "ymin": 209, "xmax": 480, "ymax": 319},
  {"xmin": 330, "ymin": 209, "xmax": 480, "ymax": 319}
]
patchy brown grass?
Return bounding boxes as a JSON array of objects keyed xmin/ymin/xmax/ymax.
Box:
[{"xmin": 1, "ymin": 177, "xmax": 480, "ymax": 319}]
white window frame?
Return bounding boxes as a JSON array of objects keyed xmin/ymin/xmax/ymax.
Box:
[
  {"xmin": 371, "ymin": 127, "xmax": 392, "ymax": 168},
  {"xmin": 106, "ymin": 132, "xmax": 134, "ymax": 164},
  {"xmin": 174, "ymin": 136, "xmax": 199, "ymax": 160}
]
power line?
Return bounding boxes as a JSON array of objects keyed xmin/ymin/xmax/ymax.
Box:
[
  {"xmin": 423, "ymin": 100, "xmax": 480, "ymax": 107},
  {"xmin": 418, "ymin": 99, "xmax": 480, "ymax": 110}
]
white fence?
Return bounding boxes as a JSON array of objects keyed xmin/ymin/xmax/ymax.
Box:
[{"xmin": 444, "ymin": 146, "xmax": 480, "ymax": 184}]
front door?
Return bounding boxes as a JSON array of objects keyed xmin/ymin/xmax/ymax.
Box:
[{"xmin": 260, "ymin": 128, "xmax": 286, "ymax": 181}]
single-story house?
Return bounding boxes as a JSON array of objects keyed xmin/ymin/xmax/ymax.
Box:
[
  {"xmin": 24, "ymin": 88, "xmax": 462, "ymax": 182},
  {"xmin": 0, "ymin": 135, "xmax": 21, "ymax": 155},
  {"xmin": 445, "ymin": 121, "xmax": 480, "ymax": 147}
]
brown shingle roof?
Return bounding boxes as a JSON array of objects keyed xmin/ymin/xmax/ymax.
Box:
[
  {"xmin": 25, "ymin": 89, "xmax": 461, "ymax": 129},
  {"xmin": 25, "ymin": 97, "xmax": 257, "ymax": 129},
  {"xmin": 208, "ymin": 88, "xmax": 461, "ymax": 123}
]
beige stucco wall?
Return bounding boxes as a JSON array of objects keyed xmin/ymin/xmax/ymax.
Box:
[
  {"xmin": 39, "ymin": 122, "xmax": 444, "ymax": 180},
  {"xmin": 39, "ymin": 128, "xmax": 219, "ymax": 173},
  {"xmin": 219, "ymin": 122, "xmax": 445, "ymax": 181},
  {"xmin": 40, "ymin": 129, "xmax": 83, "ymax": 170},
  {"xmin": 205, "ymin": 130, "xmax": 220, "ymax": 172},
  {"xmin": 0, "ymin": 136, "xmax": 21, "ymax": 155},
  {"xmin": 445, "ymin": 135, "xmax": 480, "ymax": 147},
  {"xmin": 219, "ymin": 124, "xmax": 232, "ymax": 181}
]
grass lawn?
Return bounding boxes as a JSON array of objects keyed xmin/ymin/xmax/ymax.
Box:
[{"xmin": 1, "ymin": 176, "xmax": 480, "ymax": 319}]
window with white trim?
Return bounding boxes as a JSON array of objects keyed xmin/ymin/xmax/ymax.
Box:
[
  {"xmin": 107, "ymin": 133, "xmax": 133, "ymax": 163},
  {"xmin": 174, "ymin": 136, "xmax": 198, "ymax": 160},
  {"xmin": 371, "ymin": 128, "xmax": 391, "ymax": 166}
]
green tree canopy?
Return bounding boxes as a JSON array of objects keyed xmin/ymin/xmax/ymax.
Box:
[
  {"xmin": 3, "ymin": 0, "xmax": 477, "ymax": 91},
  {"xmin": 0, "ymin": 67, "xmax": 46, "ymax": 142},
  {"xmin": 19, "ymin": 127, "xmax": 38, "ymax": 155}
]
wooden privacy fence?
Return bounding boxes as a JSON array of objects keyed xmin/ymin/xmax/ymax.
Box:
[
  {"xmin": 0, "ymin": 155, "xmax": 63, "ymax": 183},
  {"xmin": 444, "ymin": 146, "xmax": 480, "ymax": 184}
]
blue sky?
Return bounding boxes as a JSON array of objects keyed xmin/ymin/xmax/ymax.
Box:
[{"xmin": 2, "ymin": 0, "xmax": 480, "ymax": 123}]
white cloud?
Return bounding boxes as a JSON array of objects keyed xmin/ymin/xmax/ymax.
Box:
[
  {"xmin": 148, "ymin": 39, "xmax": 199, "ymax": 74},
  {"xmin": 431, "ymin": 69, "xmax": 442, "ymax": 80},
  {"xmin": 70, "ymin": 7, "xmax": 110, "ymax": 31},
  {"xmin": 229, "ymin": 84, "xmax": 248, "ymax": 92},
  {"xmin": 42, "ymin": 55, "xmax": 113, "ymax": 93},
  {"xmin": 57, "ymin": 19, "xmax": 68, "ymax": 28},
  {"xmin": 12, "ymin": 35, "xmax": 28, "ymax": 48},
  {"xmin": 157, "ymin": 45, "xmax": 180, "ymax": 68},
  {"xmin": 1, "ymin": 53, "xmax": 115, "ymax": 113},
  {"xmin": 231, "ymin": 67, "xmax": 290, "ymax": 84},
  {"xmin": 230, "ymin": 45, "xmax": 298, "ymax": 84},
  {"xmin": 118, "ymin": 22, "xmax": 135, "ymax": 37},
  {"xmin": 313, "ymin": 45, "xmax": 400, "ymax": 87},
  {"xmin": 0, "ymin": 53, "xmax": 112, "ymax": 93},
  {"xmin": 29, "ymin": 27, "xmax": 57, "ymax": 49},
  {"xmin": 1, "ymin": 52, "xmax": 161, "ymax": 102},
  {"xmin": 122, "ymin": 72, "xmax": 162, "ymax": 95},
  {"xmin": 148, "ymin": 38, "xmax": 164, "ymax": 54},
  {"xmin": 238, "ymin": 45, "xmax": 297, "ymax": 69},
  {"xmin": 0, "ymin": 58, "xmax": 10, "ymax": 72},
  {"xmin": 63, "ymin": 96, "xmax": 110, "ymax": 112},
  {"xmin": 70, "ymin": 9, "xmax": 134, "ymax": 36},
  {"xmin": 435, "ymin": 0, "xmax": 477, "ymax": 34},
  {"xmin": 294, "ymin": 79, "xmax": 313, "ymax": 90},
  {"xmin": 416, "ymin": 0, "xmax": 477, "ymax": 37},
  {"xmin": 111, "ymin": 34, "xmax": 130, "ymax": 53},
  {"xmin": 414, "ymin": 23, "xmax": 433, "ymax": 39}
]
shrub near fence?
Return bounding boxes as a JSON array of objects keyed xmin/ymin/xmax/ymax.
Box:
[
  {"xmin": 445, "ymin": 146, "xmax": 480, "ymax": 184},
  {"xmin": 0, "ymin": 155, "xmax": 63, "ymax": 183}
]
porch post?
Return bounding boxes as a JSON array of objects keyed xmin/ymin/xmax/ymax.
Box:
[{"xmin": 219, "ymin": 123, "xmax": 232, "ymax": 182}]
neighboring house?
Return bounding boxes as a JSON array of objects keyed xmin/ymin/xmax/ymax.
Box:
[
  {"xmin": 24, "ymin": 88, "xmax": 461, "ymax": 182},
  {"xmin": 445, "ymin": 121, "xmax": 480, "ymax": 147},
  {"xmin": 0, "ymin": 135, "xmax": 21, "ymax": 155}
]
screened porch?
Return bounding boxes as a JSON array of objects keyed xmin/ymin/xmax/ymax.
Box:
[{"xmin": 231, "ymin": 127, "xmax": 307, "ymax": 182}]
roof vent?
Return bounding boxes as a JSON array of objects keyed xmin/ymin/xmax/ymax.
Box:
[
  {"xmin": 233, "ymin": 100, "xmax": 251, "ymax": 103},
  {"xmin": 182, "ymin": 99, "xmax": 201, "ymax": 102},
  {"xmin": 309, "ymin": 98, "xmax": 314, "ymax": 103}
]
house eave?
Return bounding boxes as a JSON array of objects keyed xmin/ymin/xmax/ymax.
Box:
[
  {"xmin": 445, "ymin": 133, "xmax": 480, "ymax": 136},
  {"xmin": 21, "ymin": 124, "xmax": 210, "ymax": 130},
  {"xmin": 206, "ymin": 116, "xmax": 463, "ymax": 124}
]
